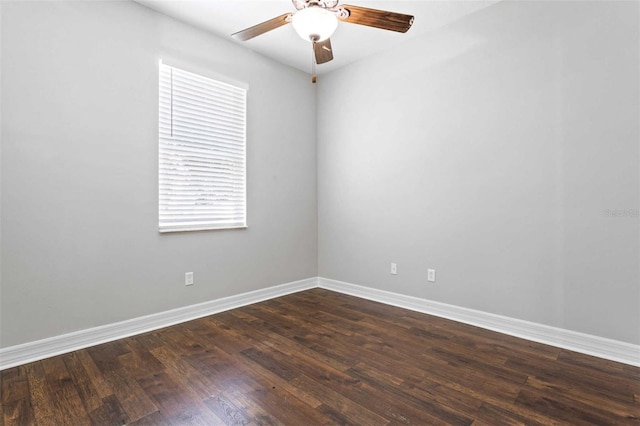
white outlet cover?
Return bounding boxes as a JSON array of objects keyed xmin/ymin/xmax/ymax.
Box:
[{"xmin": 428, "ymin": 269, "xmax": 436, "ymax": 282}]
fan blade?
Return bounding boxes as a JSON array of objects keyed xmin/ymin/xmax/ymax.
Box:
[
  {"xmin": 231, "ymin": 13, "xmax": 293, "ymax": 41},
  {"xmin": 339, "ymin": 5, "xmax": 414, "ymax": 33},
  {"xmin": 314, "ymin": 38, "xmax": 334, "ymax": 64}
]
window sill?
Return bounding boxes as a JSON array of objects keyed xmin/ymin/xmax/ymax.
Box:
[{"xmin": 159, "ymin": 225, "xmax": 248, "ymax": 233}]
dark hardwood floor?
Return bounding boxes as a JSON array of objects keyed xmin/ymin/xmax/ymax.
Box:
[{"xmin": 2, "ymin": 288, "xmax": 639, "ymax": 425}]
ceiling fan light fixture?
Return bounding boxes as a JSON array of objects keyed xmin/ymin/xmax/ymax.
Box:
[{"xmin": 291, "ymin": 6, "xmax": 338, "ymax": 42}]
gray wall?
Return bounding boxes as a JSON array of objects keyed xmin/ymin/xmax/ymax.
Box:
[
  {"xmin": 1, "ymin": 0, "xmax": 318, "ymax": 347},
  {"xmin": 2, "ymin": 0, "xmax": 638, "ymax": 349},
  {"xmin": 318, "ymin": 1, "xmax": 640, "ymax": 344}
]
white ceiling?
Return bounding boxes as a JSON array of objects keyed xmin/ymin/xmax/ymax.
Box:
[{"xmin": 135, "ymin": 0, "xmax": 499, "ymax": 75}]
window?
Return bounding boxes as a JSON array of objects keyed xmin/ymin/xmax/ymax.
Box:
[{"xmin": 159, "ymin": 63, "xmax": 247, "ymax": 232}]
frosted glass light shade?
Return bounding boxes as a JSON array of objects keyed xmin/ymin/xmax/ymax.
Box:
[{"xmin": 291, "ymin": 7, "xmax": 338, "ymax": 42}]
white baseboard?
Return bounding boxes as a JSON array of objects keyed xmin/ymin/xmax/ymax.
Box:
[
  {"xmin": 0, "ymin": 277, "xmax": 318, "ymax": 371},
  {"xmin": 2, "ymin": 276, "xmax": 638, "ymax": 370},
  {"xmin": 318, "ymin": 277, "xmax": 640, "ymax": 367}
]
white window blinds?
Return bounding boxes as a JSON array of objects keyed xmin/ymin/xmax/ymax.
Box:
[{"xmin": 159, "ymin": 63, "xmax": 247, "ymax": 232}]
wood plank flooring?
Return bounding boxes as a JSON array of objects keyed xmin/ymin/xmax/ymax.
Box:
[{"xmin": 2, "ymin": 288, "xmax": 639, "ymax": 425}]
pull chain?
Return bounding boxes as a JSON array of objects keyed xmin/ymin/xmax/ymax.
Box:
[{"xmin": 311, "ymin": 41, "xmax": 317, "ymax": 83}]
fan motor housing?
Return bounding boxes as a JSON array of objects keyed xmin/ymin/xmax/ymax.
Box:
[{"xmin": 292, "ymin": 0, "xmax": 339, "ymax": 11}]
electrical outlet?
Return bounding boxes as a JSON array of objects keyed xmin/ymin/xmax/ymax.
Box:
[
  {"xmin": 428, "ymin": 269, "xmax": 436, "ymax": 282},
  {"xmin": 185, "ymin": 272, "xmax": 194, "ymax": 286},
  {"xmin": 391, "ymin": 263, "xmax": 397, "ymax": 275}
]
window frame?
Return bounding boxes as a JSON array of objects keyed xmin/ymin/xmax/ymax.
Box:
[{"xmin": 158, "ymin": 60, "xmax": 248, "ymax": 233}]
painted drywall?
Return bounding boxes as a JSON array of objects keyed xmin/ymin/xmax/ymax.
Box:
[
  {"xmin": 318, "ymin": 1, "xmax": 640, "ymax": 344},
  {"xmin": 1, "ymin": 0, "xmax": 317, "ymax": 347}
]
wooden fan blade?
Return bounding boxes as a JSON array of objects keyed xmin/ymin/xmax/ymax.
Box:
[
  {"xmin": 314, "ymin": 38, "xmax": 334, "ymax": 64},
  {"xmin": 231, "ymin": 13, "xmax": 292, "ymax": 41},
  {"xmin": 339, "ymin": 5, "xmax": 414, "ymax": 33}
]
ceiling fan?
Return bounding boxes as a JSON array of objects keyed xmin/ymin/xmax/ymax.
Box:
[{"xmin": 231, "ymin": 0, "xmax": 414, "ymax": 82}]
